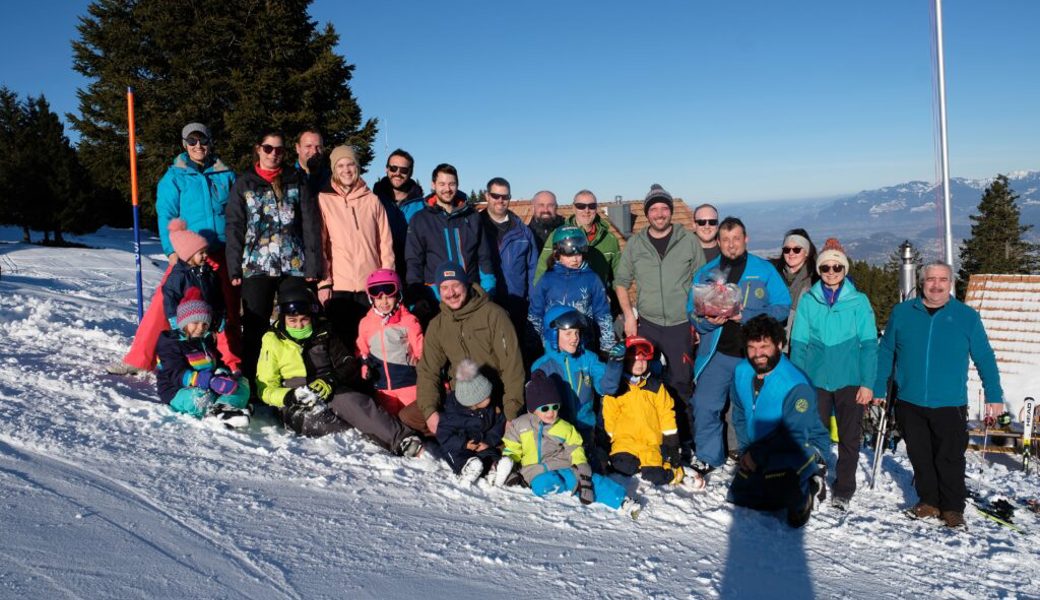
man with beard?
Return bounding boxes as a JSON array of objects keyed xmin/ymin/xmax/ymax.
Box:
[
  {"xmin": 687, "ymin": 217, "xmax": 791, "ymax": 474},
  {"xmin": 615, "ymin": 184, "xmax": 704, "ymax": 409},
  {"xmin": 527, "ymin": 190, "xmax": 564, "ymax": 249},
  {"xmin": 874, "ymin": 261, "xmax": 1003, "ymax": 528},
  {"xmin": 294, "ymin": 129, "xmax": 329, "ymax": 193},
  {"xmin": 533, "ymin": 190, "xmax": 621, "ymax": 298},
  {"xmin": 728, "ymin": 315, "xmax": 830, "ymax": 528},
  {"xmin": 373, "ymin": 149, "xmax": 425, "ymax": 275}
]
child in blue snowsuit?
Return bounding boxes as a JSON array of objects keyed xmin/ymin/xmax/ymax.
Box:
[
  {"xmin": 155, "ymin": 287, "xmax": 250, "ymax": 427},
  {"xmin": 497, "ymin": 370, "xmax": 628, "ymax": 509},
  {"xmin": 436, "ymin": 359, "xmax": 506, "ymax": 484}
]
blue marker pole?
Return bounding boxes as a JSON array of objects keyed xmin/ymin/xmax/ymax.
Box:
[{"xmin": 127, "ymin": 87, "xmax": 144, "ymax": 322}]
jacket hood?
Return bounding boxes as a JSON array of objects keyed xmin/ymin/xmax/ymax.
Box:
[
  {"xmin": 423, "ymin": 192, "xmax": 475, "ymax": 218},
  {"xmin": 328, "ymin": 176, "xmax": 373, "ymax": 201},
  {"xmin": 540, "ymin": 304, "xmax": 587, "ymax": 354},
  {"xmin": 373, "ymin": 176, "xmax": 424, "ymax": 202},
  {"xmin": 807, "ymin": 277, "xmax": 862, "ymax": 306}
]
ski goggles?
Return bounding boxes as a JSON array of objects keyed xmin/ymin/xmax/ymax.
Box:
[
  {"xmin": 625, "ymin": 336, "xmax": 655, "ymax": 360},
  {"xmin": 535, "ymin": 403, "xmax": 560, "ymax": 413},
  {"xmin": 367, "ymin": 283, "xmax": 398, "ymax": 298}
]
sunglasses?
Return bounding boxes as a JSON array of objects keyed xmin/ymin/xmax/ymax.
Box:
[
  {"xmin": 573, "ymin": 202, "xmax": 598, "ymax": 211},
  {"xmin": 367, "ymin": 283, "xmax": 398, "ymax": 298},
  {"xmin": 782, "ymin": 247, "xmax": 804, "ymax": 255},
  {"xmin": 535, "ymin": 403, "xmax": 561, "ymax": 413},
  {"xmin": 695, "ymin": 218, "xmax": 719, "ymax": 226},
  {"xmin": 487, "ymin": 192, "xmax": 511, "ymax": 201},
  {"xmin": 819, "ymin": 264, "xmax": 845, "ymax": 274},
  {"xmin": 184, "ymin": 137, "xmax": 210, "ymax": 147},
  {"xmin": 260, "ymin": 144, "xmax": 286, "ymax": 155},
  {"xmin": 387, "ymin": 165, "xmax": 411, "ymax": 175}
]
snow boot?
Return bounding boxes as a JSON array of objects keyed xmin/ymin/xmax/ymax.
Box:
[
  {"xmin": 492, "ymin": 457, "xmax": 517, "ymax": 487},
  {"xmin": 787, "ymin": 475, "xmax": 821, "ymax": 528},
  {"xmin": 105, "ymin": 361, "xmax": 145, "ymax": 376},
  {"xmin": 831, "ymin": 496, "xmax": 851, "ymax": 512},
  {"xmin": 941, "ymin": 510, "xmax": 966, "ymax": 529},
  {"xmin": 906, "ymin": 502, "xmax": 941, "ymax": 520},
  {"xmin": 396, "ymin": 435, "xmax": 424, "ymax": 458},
  {"xmin": 207, "ymin": 403, "xmax": 250, "ymax": 429},
  {"xmin": 459, "ymin": 457, "xmax": 484, "ymax": 485},
  {"xmin": 691, "ymin": 459, "xmax": 715, "ymax": 476}
]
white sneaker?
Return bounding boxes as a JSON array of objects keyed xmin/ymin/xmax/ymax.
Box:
[
  {"xmin": 492, "ymin": 457, "xmax": 516, "ymax": 487},
  {"xmin": 459, "ymin": 457, "xmax": 484, "ymax": 485}
]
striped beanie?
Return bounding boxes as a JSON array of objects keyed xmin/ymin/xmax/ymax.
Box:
[{"xmin": 176, "ymin": 287, "xmax": 212, "ymax": 330}]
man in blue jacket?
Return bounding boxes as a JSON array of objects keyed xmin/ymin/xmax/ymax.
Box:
[
  {"xmin": 729, "ymin": 315, "xmax": 830, "ymax": 528},
  {"xmin": 687, "ymin": 217, "xmax": 791, "ymax": 473},
  {"xmin": 874, "ymin": 261, "xmax": 1003, "ymax": 528}
]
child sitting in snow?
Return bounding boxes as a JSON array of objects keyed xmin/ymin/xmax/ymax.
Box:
[
  {"xmin": 161, "ymin": 218, "xmax": 240, "ymax": 371},
  {"xmin": 155, "ymin": 287, "xmax": 251, "ymax": 428},
  {"xmin": 495, "ymin": 371, "xmax": 628, "ymax": 510},
  {"xmin": 603, "ymin": 336, "xmax": 704, "ymax": 489},
  {"xmin": 356, "ymin": 269, "xmax": 423, "ymax": 416},
  {"xmin": 435, "ymin": 359, "xmax": 506, "ymax": 485}
]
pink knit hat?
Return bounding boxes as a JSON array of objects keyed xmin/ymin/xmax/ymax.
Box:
[{"xmin": 168, "ymin": 218, "xmax": 207, "ymax": 260}]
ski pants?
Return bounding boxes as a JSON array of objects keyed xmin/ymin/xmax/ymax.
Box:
[
  {"xmin": 124, "ymin": 253, "xmax": 241, "ymax": 372},
  {"xmin": 896, "ymin": 400, "xmax": 968, "ymax": 513},
  {"xmin": 324, "ymin": 290, "xmax": 369, "ymax": 349},
  {"xmin": 690, "ymin": 352, "xmax": 742, "ymax": 468},
  {"xmin": 169, "ymin": 376, "xmax": 250, "ymax": 418},
  {"xmin": 444, "ymin": 446, "xmax": 500, "ymax": 475},
  {"xmin": 529, "ymin": 468, "xmax": 627, "ymax": 509},
  {"xmin": 610, "ymin": 452, "xmax": 674, "ymax": 486},
  {"xmin": 286, "ymin": 390, "xmax": 413, "ymax": 451},
  {"xmin": 239, "ymin": 275, "xmax": 308, "ymax": 381},
  {"xmin": 728, "ymin": 451, "xmax": 820, "ymax": 512},
  {"xmin": 816, "ymin": 386, "xmax": 864, "ymax": 500}
]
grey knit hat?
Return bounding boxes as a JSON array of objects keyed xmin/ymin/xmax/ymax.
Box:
[
  {"xmin": 454, "ymin": 359, "xmax": 493, "ymax": 407},
  {"xmin": 643, "ymin": 183, "xmax": 673, "ymax": 214}
]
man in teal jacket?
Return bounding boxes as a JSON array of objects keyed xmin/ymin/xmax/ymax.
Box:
[{"xmin": 874, "ymin": 261, "xmax": 1003, "ymax": 528}]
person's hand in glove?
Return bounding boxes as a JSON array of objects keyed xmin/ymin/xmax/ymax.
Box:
[
  {"xmin": 577, "ymin": 473, "xmax": 596, "ymax": 505},
  {"xmin": 661, "ymin": 433, "xmax": 682, "ymax": 467},
  {"xmin": 209, "ymin": 375, "xmax": 239, "ymax": 396},
  {"xmin": 606, "ymin": 342, "xmax": 627, "ymax": 361},
  {"xmin": 190, "ymin": 370, "xmax": 213, "ymax": 389},
  {"xmin": 306, "ymin": 378, "xmax": 333, "ymax": 402},
  {"xmin": 288, "ymin": 385, "xmax": 320, "ymax": 409}
]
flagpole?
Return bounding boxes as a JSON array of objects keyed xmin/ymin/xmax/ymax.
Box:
[
  {"xmin": 934, "ymin": 0, "xmax": 955, "ymax": 266},
  {"xmin": 127, "ymin": 87, "xmax": 144, "ymax": 322}
]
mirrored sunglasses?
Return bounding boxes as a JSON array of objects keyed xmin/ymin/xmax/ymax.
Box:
[{"xmin": 536, "ymin": 403, "xmax": 561, "ymax": 413}]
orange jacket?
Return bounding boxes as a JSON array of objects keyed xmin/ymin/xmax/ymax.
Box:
[{"xmin": 317, "ymin": 177, "xmax": 394, "ymax": 291}]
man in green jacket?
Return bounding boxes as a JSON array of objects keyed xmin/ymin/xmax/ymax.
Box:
[
  {"xmin": 874, "ymin": 261, "xmax": 1003, "ymax": 528},
  {"xmin": 615, "ymin": 184, "xmax": 705, "ymax": 405},
  {"xmin": 533, "ymin": 190, "xmax": 621, "ymax": 296}
]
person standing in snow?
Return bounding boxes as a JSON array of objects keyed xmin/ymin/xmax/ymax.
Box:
[
  {"xmin": 372, "ymin": 148, "xmax": 424, "ymax": 276},
  {"xmin": 729, "ymin": 315, "xmax": 830, "ymax": 528},
  {"xmin": 108, "ymin": 122, "xmax": 240, "ymax": 376},
  {"xmin": 874, "ymin": 261, "xmax": 1003, "ymax": 528},
  {"xmin": 789, "ymin": 238, "xmax": 877, "ymax": 511}
]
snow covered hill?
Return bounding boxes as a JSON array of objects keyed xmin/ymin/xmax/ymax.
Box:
[{"xmin": 1, "ymin": 228, "xmax": 1038, "ymax": 599}]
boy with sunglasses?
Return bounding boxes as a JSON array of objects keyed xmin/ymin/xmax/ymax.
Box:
[
  {"xmin": 496, "ymin": 371, "xmax": 628, "ymax": 510},
  {"xmin": 356, "ymin": 269, "xmax": 424, "ymax": 416}
]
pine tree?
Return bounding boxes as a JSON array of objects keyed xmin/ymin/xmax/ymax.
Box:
[
  {"xmin": 69, "ymin": 0, "xmax": 378, "ymax": 228},
  {"xmin": 849, "ymin": 259, "xmax": 898, "ymax": 328},
  {"xmin": 956, "ymin": 174, "xmax": 1040, "ymax": 297}
]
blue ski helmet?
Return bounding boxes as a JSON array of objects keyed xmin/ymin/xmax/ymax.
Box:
[{"xmin": 551, "ymin": 226, "xmax": 588, "ymax": 256}]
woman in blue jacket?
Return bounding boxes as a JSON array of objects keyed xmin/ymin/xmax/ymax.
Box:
[{"xmin": 789, "ymin": 238, "xmax": 877, "ymax": 510}]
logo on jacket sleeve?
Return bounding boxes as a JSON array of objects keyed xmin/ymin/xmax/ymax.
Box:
[
  {"xmin": 795, "ymin": 398, "xmax": 809, "ymax": 413},
  {"xmin": 755, "ymin": 288, "xmax": 765, "ymax": 299}
]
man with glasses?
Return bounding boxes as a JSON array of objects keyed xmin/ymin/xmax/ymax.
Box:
[
  {"xmin": 374, "ymin": 148, "xmax": 425, "ymax": 274},
  {"xmin": 534, "ymin": 190, "xmax": 621, "ymax": 298},
  {"xmin": 108, "ymin": 122, "xmax": 239, "ymax": 375},
  {"xmin": 687, "ymin": 217, "xmax": 791, "ymax": 474},
  {"xmin": 294, "ymin": 128, "xmax": 329, "ymax": 194},
  {"xmin": 528, "ymin": 190, "xmax": 564, "ymax": 249},
  {"xmin": 693, "ymin": 204, "xmax": 721, "ymax": 262},
  {"xmin": 615, "ymin": 184, "xmax": 705, "ymax": 421},
  {"xmin": 480, "ymin": 177, "xmax": 538, "ymax": 349}
]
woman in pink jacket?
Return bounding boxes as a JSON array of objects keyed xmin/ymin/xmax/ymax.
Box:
[
  {"xmin": 317, "ymin": 145, "xmax": 395, "ymax": 345},
  {"xmin": 356, "ymin": 269, "xmax": 424, "ymax": 415}
]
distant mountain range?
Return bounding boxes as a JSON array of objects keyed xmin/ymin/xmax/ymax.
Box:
[{"xmin": 726, "ymin": 170, "xmax": 1040, "ymax": 265}]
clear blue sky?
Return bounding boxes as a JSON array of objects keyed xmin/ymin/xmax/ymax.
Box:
[{"xmin": 2, "ymin": 0, "xmax": 1038, "ymax": 203}]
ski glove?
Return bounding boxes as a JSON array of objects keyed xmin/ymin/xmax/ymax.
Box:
[
  {"xmin": 209, "ymin": 376, "xmax": 239, "ymax": 396},
  {"xmin": 307, "ymin": 378, "xmax": 333, "ymax": 402},
  {"xmin": 606, "ymin": 342, "xmax": 627, "ymax": 361},
  {"xmin": 289, "ymin": 385, "xmax": 320, "ymax": 409},
  {"xmin": 190, "ymin": 369, "xmax": 213, "ymax": 390},
  {"xmin": 661, "ymin": 434, "xmax": 682, "ymax": 467},
  {"xmin": 577, "ymin": 473, "xmax": 595, "ymax": 505}
]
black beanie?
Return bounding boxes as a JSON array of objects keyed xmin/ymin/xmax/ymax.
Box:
[
  {"xmin": 643, "ymin": 183, "xmax": 674, "ymax": 214},
  {"xmin": 525, "ymin": 370, "xmax": 561, "ymax": 413}
]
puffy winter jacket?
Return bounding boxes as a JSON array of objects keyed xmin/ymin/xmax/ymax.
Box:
[
  {"xmin": 373, "ymin": 176, "xmax": 424, "ymax": 272},
  {"xmin": 731, "ymin": 354, "xmax": 830, "ymax": 471},
  {"xmin": 317, "ymin": 177, "xmax": 394, "ymax": 292},
  {"xmin": 531, "ymin": 305, "xmax": 623, "ymax": 432},
  {"xmin": 416, "ymin": 285, "xmax": 525, "ymax": 419},
  {"xmin": 534, "ymin": 215, "xmax": 620, "ymax": 289},
  {"xmin": 874, "ymin": 297, "xmax": 1002, "ymax": 408},
  {"xmin": 404, "ymin": 198, "xmax": 496, "ymax": 296},
  {"xmin": 614, "ymin": 225, "xmax": 705, "ymax": 327},
  {"xmin": 789, "ymin": 280, "xmax": 878, "ymax": 393},
  {"xmin": 356, "ymin": 305, "xmax": 423, "ymax": 392},
  {"xmin": 502, "ymin": 413, "xmax": 590, "ymax": 484},
  {"xmin": 528, "ymin": 262, "xmax": 615, "ymax": 352},
  {"xmin": 154, "ymin": 330, "xmax": 229, "ymax": 404},
  {"xmin": 155, "ymin": 153, "xmax": 236, "ymax": 256},
  {"xmin": 255, "ymin": 323, "xmax": 363, "ymax": 408},
  {"xmin": 436, "ymin": 393, "xmax": 506, "ymax": 463},
  {"xmin": 688, "ymin": 254, "xmax": 791, "ymax": 380},
  {"xmin": 162, "ymin": 257, "xmax": 225, "ymax": 330},
  {"xmin": 602, "ymin": 376, "xmax": 678, "ymax": 468},
  {"xmin": 225, "ymin": 168, "xmax": 322, "ymax": 281},
  {"xmin": 482, "ymin": 211, "xmax": 539, "ymax": 309}
]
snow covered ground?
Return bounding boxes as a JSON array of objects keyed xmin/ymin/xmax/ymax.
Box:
[{"xmin": 1, "ymin": 227, "xmax": 1039, "ymax": 599}]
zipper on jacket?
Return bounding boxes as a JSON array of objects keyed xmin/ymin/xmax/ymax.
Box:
[
  {"xmin": 351, "ymin": 206, "xmax": 359, "ymax": 230},
  {"xmin": 924, "ymin": 310, "xmax": 935, "ymax": 405}
]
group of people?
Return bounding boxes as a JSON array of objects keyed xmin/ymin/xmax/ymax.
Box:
[{"xmin": 110, "ymin": 121, "xmax": 1005, "ymax": 528}]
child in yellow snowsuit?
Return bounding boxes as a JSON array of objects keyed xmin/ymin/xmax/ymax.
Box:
[{"xmin": 603, "ymin": 336, "xmax": 704, "ymax": 489}]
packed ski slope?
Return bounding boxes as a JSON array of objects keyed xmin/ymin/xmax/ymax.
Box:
[{"xmin": 1, "ymin": 228, "xmax": 1038, "ymax": 600}]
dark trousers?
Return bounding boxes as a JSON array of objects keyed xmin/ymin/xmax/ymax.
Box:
[
  {"xmin": 240, "ymin": 275, "xmax": 308, "ymax": 381},
  {"xmin": 638, "ymin": 320, "xmax": 694, "ymax": 445},
  {"xmin": 285, "ymin": 390, "xmax": 412, "ymax": 451},
  {"xmin": 324, "ymin": 290, "xmax": 370, "ymax": 348},
  {"xmin": 816, "ymin": 386, "xmax": 864, "ymax": 500},
  {"xmin": 895, "ymin": 400, "xmax": 968, "ymax": 513}
]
